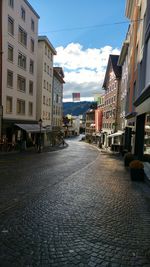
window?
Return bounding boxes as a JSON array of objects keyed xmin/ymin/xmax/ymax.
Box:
[
  {"xmin": 7, "ymin": 70, "xmax": 13, "ymax": 87},
  {"xmin": 28, "ymin": 102, "xmax": 33, "ymax": 116},
  {"xmin": 44, "ymin": 63, "xmax": 46, "ymax": 72},
  {"xmin": 29, "ymin": 81, "xmax": 33, "ymax": 95},
  {"xmin": 47, "ymin": 65, "xmax": 49, "ymax": 74},
  {"xmin": 17, "ymin": 75, "xmax": 26, "ymax": 92},
  {"xmin": 45, "ymin": 45, "xmax": 47, "ymax": 55},
  {"xmin": 29, "ymin": 59, "xmax": 34, "ymax": 74},
  {"xmin": 8, "ymin": 0, "xmax": 14, "ymax": 8},
  {"xmin": 21, "ymin": 7, "xmax": 25, "ymax": 21},
  {"xmin": 43, "ymin": 80, "xmax": 46, "ymax": 88},
  {"xmin": 56, "ymin": 94, "xmax": 59, "ymax": 103},
  {"xmin": 49, "ymin": 83, "xmax": 51, "ymax": 92},
  {"xmin": 50, "ymin": 68, "xmax": 52, "ymax": 76},
  {"xmin": 50, "ymin": 52, "xmax": 53, "ymax": 61},
  {"xmin": 6, "ymin": 96, "xmax": 13, "ymax": 113},
  {"xmin": 30, "ymin": 38, "xmax": 34, "ymax": 52},
  {"xmin": 17, "ymin": 99, "xmax": 25, "ymax": 115},
  {"xmin": 18, "ymin": 26, "xmax": 27, "ymax": 46},
  {"xmin": 8, "ymin": 44, "xmax": 13, "ymax": 62},
  {"xmin": 18, "ymin": 52, "xmax": 26, "ymax": 69},
  {"xmin": 43, "ymin": 95, "xmax": 45, "ymax": 104},
  {"xmin": 31, "ymin": 19, "xmax": 35, "ymax": 32},
  {"xmin": 8, "ymin": 16, "xmax": 14, "ymax": 35}
]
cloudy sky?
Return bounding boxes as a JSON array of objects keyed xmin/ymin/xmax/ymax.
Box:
[
  {"xmin": 54, "ymin": 44, "xmax": 120, "ymax": 101},
  {"xmin": 30, "ymin": 0, "xmax": 129, "ymax": 101}
]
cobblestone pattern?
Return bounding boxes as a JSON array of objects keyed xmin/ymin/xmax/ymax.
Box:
[
  {"xmin": 0, "ymin": 142, "xmax": 150, "ymax": 266},
  {"xmin": 0, "ymin": 142, "xmax": 98, "ymax": 213}
]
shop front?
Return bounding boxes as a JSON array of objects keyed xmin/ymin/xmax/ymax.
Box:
[{"xmin": 134, "ymin": 87, "xmax": 150, "ymax": 159}]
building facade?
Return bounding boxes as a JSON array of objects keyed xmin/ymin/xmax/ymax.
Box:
[
  {"xmin": 124, "ymin": 0, "xmax": 141, "ymax": 153},
  {"xmin": 102, "ymin": 55, "xmax": 122, "ymax": 148},
  {"xmin": 95, "ymin": 94, "xmax": 104, "ymax": 134},
  {"xmin": 1, "ymin": 0, "xmax": 39, "ymax": 144},
  {"xmin": 85, "ymin": 109, "xmax": 95, "ymax": 142},
  {"xmin": 134, "ymin": 0, "xmax": 150, "ymax": 158},
  {"xmin": 37, "ymin": 36, "xmax": 56, "ymax": 128},
  {"xmin": 52, "ymin": 67, "xmax": 65, "ymax": 129}
]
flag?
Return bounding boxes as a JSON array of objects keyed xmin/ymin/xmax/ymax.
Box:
[{"xmin": 72, "ymin": 93, "xmax": 80, "ymax": 102}]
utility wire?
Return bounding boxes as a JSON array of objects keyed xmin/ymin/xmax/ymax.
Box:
[
  {"xmin": 39, "ymin": 19, "xmax": 143, "ymax": 34},
  {"xmin": 2, "ymin": 19, "xmax": 143, "ymax": 37}
]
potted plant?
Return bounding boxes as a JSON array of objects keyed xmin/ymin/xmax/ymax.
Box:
[
  {"xmin": 124, "ymin": 152, "xmax": 134, "ymax": 167},
  {"xmin": 129, "ymin": 160, "xmax": 145, "ymax": 181}
]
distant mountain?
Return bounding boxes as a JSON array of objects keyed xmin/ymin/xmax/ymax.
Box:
[{"xmin": 63, "ymin": 101, "xmax": 97, "ymax": 117}]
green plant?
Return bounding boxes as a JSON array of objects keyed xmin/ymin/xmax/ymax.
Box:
[
  {"xmin": 129, "ymin": 160, "xmax": 144, "ymax": 169},
  {"xmin": 124, "ymin": 152, "xmax": 134, "ymax": 166}
]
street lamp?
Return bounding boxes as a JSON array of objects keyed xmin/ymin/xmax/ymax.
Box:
[{"xmin": 38, "ymin": 118, "xmax": 42, "ymax": 153}]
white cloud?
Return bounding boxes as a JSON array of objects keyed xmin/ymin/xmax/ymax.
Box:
[{"xmin": 54, "ymin": 43, "xmax": 120, "ymax": 101}]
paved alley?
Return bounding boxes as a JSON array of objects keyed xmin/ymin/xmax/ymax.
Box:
[{"xmin": 0, "ymin": 139, "xmax": 150, "ymax": 267}]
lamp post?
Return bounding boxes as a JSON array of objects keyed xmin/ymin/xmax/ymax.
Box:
[{"xmin": 38, "ymin": 118, "xmax": 42, "ymax": 153}]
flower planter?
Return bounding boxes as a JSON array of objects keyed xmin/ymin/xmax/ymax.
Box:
[{"xmin": 130, "ymin": 168, "xmax": 145, "ymax": 181}]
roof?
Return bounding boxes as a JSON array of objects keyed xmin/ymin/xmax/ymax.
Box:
[
  {"xmin": 53, "ymin": 67, "xmax": 65, "ymax": 84},
  {"xmin": 103, "ymin": 54, "xmax": 122, "ymax": 89},
  {"xmin": 54, "ymin": 67, "xmax": 65, "ymax": 78},
  {"xmin": 24, "ymin": 0, "xmax": 40, "ymax": 18},
  {"xmin": 38, "ymin": 36, "xmax": 57, "ymax": 55}
]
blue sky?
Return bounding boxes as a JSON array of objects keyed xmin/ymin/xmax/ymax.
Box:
[{"xmin": 29, "ymin": 0, "xmax": 129, "ymax": 101}]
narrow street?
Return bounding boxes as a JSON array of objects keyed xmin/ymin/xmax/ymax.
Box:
[{"xmin": 0, "ymin": 137, "xmax": 150, "ymax": 267}]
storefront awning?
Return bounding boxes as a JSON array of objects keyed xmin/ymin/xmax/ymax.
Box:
[
  {"xmin": 15, "ymin": 124, "xmax": 47, "ymax": 133},
  {"xmin": 107, "ymin": 131, "xmax": 124, "ymax": 138}
]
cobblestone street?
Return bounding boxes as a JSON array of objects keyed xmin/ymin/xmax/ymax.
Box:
[{"xmin": 0, "ymin": 138, "xmax": 150, "ymax": 267}]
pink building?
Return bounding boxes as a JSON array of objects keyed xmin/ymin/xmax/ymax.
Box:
[
  {"xmin": 95, "ymin": 94, "xmax": 104, "ymax": 134},
  {"xmin": 95, "ymin": 108, "xmax": 103, "ymax": 133}
]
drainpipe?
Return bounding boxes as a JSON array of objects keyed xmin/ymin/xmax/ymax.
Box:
[{"xmin": 0, "ymin": 0, "xmax": 3, "ymax": 139}]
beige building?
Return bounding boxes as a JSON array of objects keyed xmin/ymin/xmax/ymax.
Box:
[
  {"xmin": 52, "ymin": 67, "xmax": 65, "ymax": 129},
  {"xmin": 1, "ymin": 0, "xmax": 39, "ymax": 142},
  {"xmin": 124, "ymin": 0, "xmax": 147, "ymax": 154},
  {"xmin": 37, "ymin": 36, "xmax": 56, "ymax": 129},
  {"xmin": 118, "ymin": 30, "xmax": 130, "ymax": 131}
]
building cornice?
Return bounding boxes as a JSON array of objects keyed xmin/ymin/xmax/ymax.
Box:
[
  {"xmin": 118, "ymin": 41, "xmax": 129, "ymax": 66},
  {"xmin": 53, "ymin": 68, "xmax": 65, "ymax": 84},
  {"xmin": 23, "ymin": 0, "xmax": 40, "ymax": 19},
  {"xmin": 38, "ymin": 36, "xmax": 57, "ymax": 55}
]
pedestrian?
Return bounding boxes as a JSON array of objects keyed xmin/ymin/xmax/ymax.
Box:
[{"xmin": 62, "ymin": 139, "xmax": 65, "ymax": 146}]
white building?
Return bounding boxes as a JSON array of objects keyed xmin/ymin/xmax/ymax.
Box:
[
  {"xmin": 118, "ymin": 29, "xmax": 130, "ymax": 131},
  {"xmin": 52, "ymin": 67, "xmax": 65, "ymax": 129},
  {"xmin": 37, "ymin": 36, "xmax": 56, "ymax": 128},
  {"xmin": 1, "ymin": 0, "xmax": 39, "ymax": 142}
]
